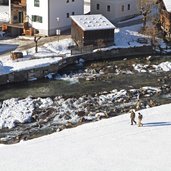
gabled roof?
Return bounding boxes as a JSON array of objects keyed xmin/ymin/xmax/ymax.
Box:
[
  {"xmin": 163, "ymin": 0, "xmax": 171, "ymax": 12},
  {"xmin": 70, "ymin": 14, "xmax": 115, "ymax": 31}
]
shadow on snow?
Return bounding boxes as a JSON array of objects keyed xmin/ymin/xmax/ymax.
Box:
[{"xmin": 143, "ymin": 122, "xmax": 171, "ymax": 127}]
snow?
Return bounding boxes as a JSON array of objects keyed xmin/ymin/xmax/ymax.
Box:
[
  {"xmin": 70, "ymin": 14, "xmax": 115, "ymax": 31},
  {"xmin": 0, "ymin": 103, "xmax": 171, "ymax": 171},
  {"xmin": 133, "ymin": 61, "xmax": 171, "ymax": 73},
  {"xmin": 0, "ymin": 97, "xmax": 53, "ymax": 129},
  {"xmin": 0, "ymin": 38, "xmax": 75, "ymax": 75}
]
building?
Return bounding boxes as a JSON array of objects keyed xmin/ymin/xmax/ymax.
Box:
[
  {"xmin": 1, "ymin": 0, "xmax": 27, "ymax": 36},
  {"xmin": 90, "ymin": 0, "xmax": 139, "ymax": 24},
  {"xmin": 9, "ymin": 0, "xmax": 26, "ymax": 24},
  {"xmin": 26, "ymin": 0, "xmax": 84, "ymax": 36},
  {"xmin": 4, "ymin": 0, "xmax": 84, "ymax": 36},
  {"xmin": 70, "ymin": 14, "xmax": 115, "ymax": 47},
  {"xmin": 158, "ymin": 0, "xmax": 171, "ymax": 38}
]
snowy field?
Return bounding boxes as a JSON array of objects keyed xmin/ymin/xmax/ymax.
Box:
[{"xmin": 0, "ymin": 104, "xmax": 171, "ymax": 171}]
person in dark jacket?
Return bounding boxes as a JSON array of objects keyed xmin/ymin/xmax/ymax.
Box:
[{"xmin": 130, "ymin": 110, "xmax": 136, "ymax": 125}]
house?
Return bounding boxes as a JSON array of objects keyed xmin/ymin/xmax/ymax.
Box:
[
  {"xmin": 90, "ymin": 0, "xmax": 140, "ymax": 24},
  {"xmin": 26, "ymin": 0, "xmax": 84, "ymax": 36},
  {"xmin": 70, "ymin": 14, "xmax": 115, "ymax": 47},
  {"xmin": 9, "ymin": 0, "xmax": 26, "ymax": 24},
  {"xmin": 1, "ymin": 0, "xmax": 27, "ymax": 36},
  {"xmin": 4, "ymin": 0, "xmax": 84, "ymax": 36},
  {"xmin": 158, "ymin": 0, "xmax": 171, "ymax": 38}
]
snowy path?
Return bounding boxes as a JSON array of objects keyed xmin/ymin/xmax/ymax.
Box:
[{"xmin": 0, "ymin": 104, "xmax": 171, "ymax": 171}]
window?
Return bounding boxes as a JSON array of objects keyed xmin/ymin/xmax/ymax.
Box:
[
  {"xmin": 66, "ymin": 13, "xmax": 69, "ymax": 18},
  {"xmin": 32, "ymin": 15, "xmax": 43, "ymax": 23},
  {"xmin": 34, "ymin": 0, "xmax": 40, "ymax": 7},
  {"xmin": 97, "ymin": 4, "xmax": 100, "ymax": 10},
  {"xmin": 72, "ymin": 0, "xmax": 74, "ymax": 2},
  {"xmin": 72, "ymin": 12, "xmax": 75, "ymax": 15},
  {"xmin": 121, "ymin": 5, "xmax": 124, "ymax": 12},
  {"xmin": 107, "ymin": 5, "xmax": 110, "ymax": 12},
  {"xmin": 66, "ymin": 0, "xmax": 69, "ymax": 3},
  {"xmin": 128, "ymin": 4, "xmax": 130, "ymax": 10}
]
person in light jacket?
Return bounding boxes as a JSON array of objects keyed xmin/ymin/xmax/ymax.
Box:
[{"xmin": 138, "ymin": 112, "xmax": 143, "ymax": 127}]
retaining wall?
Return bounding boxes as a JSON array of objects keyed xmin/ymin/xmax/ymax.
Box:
[{"xmin": 0, "ymin": 46, "xmax": 154, "ymax": 86}]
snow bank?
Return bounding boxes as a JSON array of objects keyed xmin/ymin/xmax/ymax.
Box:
[
  {"xmin": 0, "ymin": 97, "xmax": 53, "ymax": 129},
  {"xmin": 133, "ymin": 61, "xmax": 171, "ymax": 73}
]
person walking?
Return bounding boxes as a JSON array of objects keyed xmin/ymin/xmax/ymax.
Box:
[
  {"xmin": 130, "ymin": 110, "xmax": 136, "ymax": 125},
  {"xmin": 138, "ymin": 112, "xmax": 143, "ymax": 127}
]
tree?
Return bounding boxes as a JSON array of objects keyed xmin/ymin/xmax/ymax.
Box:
[
  {"xmin": 139, "ymin": 0, "xmax": 152, "ymax": 29},
  {"xmin": 34, "ymin": 35, "xmax": 42, "ymax": 53}
]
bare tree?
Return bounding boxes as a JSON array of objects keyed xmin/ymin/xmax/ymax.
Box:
[
  {"xmin": 139, "ymin": 0, "xmax": 152, "ymax": 29},
  {"xmin": 34, "ymin": 35, "xmax": 42, "ymax": 53}
]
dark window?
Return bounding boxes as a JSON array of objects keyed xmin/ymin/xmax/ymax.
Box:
[
  {"xmin": 66, "ymin": 13, "xmax": 70, "ymax": 18},
  {"xmin": 72, "ymin": 0, "xmax": 74, "ymax": 2},
  {"xmin": 128, "ymin": 4, "xmax": 130, "ymax": 10},
  {"xmin": 34, "ymin": 0, "xmax": 40, "ymax": 7},
  {"xmin": 72, "ymin": 12, "xmax": 75, "ymax": 15},
  {"xmin": 32, "ymin": 15, "xmax": 43, "ymax": 23},
  {"xmin": 97, "ymin": 4, "xmax": 100, "ymax": 10},
  {"xmin": 66, "ymin": 0, "xmax": 69, "ymax": 3},
  {"xmin": 121, "ymin": 5, "xmax": 124, "ymax": 12},
  {"xmin": 107, "ymin": 5, "xmax": 110, "ymax": 12}
]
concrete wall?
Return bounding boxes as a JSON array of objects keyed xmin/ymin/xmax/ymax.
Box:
[{"xmin": 0, "ymin": 46, "xmax": 154, "ymax": 86}]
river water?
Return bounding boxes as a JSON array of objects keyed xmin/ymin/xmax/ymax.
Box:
[{"xmin": 0, "ymin": 55, "xmax": 171, "ymax": 101}]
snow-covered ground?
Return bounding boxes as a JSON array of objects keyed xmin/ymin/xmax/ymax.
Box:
[
  {"xmin": 0, "ymin": 38, "xmax": 75, "ymax": 75},
  {"xmin": 0, "ymin": 103, "xmax": 171, "ymax": 171}
]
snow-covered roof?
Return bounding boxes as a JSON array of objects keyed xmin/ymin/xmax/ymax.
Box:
[
  {"xmin": 163, "ymin": 0, "xmax": 171, "ymax": 12},
  {"xmin": 70, "ymin": 14, "xmax": 116, "ymax": 31}
]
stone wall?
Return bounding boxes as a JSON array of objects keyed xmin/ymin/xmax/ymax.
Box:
[{"xmin": 0, "ymin": 46, "xmax": 154, "ymax": 86}]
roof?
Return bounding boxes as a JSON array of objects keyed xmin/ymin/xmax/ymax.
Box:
[
  {"xmin": 163, "ymin": 0, "xmax": 171, "ymax": 12},
  {"xmin": 70, "ymin": 14, "xmax": 116, "ymax": 31}
]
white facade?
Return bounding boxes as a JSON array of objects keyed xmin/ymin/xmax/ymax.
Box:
[
  {"xmin": 90, "ymin": 0, "xmax": 139, "ymax": 23},
  {"xmin": 27, "ymin": 0, "xmax": 84, "ymax": 36}
]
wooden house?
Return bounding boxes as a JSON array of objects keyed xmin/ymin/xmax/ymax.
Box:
[
  {"xmin": 70, "ymin": 14, "xmax": 115, "ymax": 47},
  {"xmin": 158, "ymin": 0, "xmax": 171, "ymax": 38}
]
